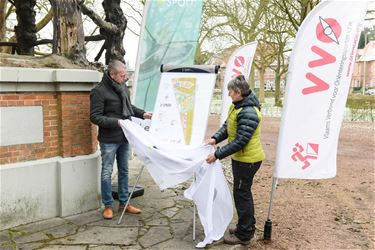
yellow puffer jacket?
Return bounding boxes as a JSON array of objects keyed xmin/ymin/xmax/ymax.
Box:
[
  {"xmin": 212, "ymin": 92, "xmax": 265, "ymax": 163},
  {"xmin": 227, "ymin": 105, "xmax": 265, "ymax": 163}
]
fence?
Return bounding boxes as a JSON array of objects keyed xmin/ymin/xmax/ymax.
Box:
[{"xmin": 210, "ymin": 95, "xmax": 375, "ymax": 122}]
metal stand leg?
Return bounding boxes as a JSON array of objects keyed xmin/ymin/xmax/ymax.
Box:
[
  {"xmin": 193, "ymin": 202, "xmax": 196, "ymax": 240},
  {"xmin": 117, "ymin": 165, "xmax": 145, "ymax": 225},
  {"xmin": 191, "ymin": 172, "xmax": 197, "ymax": 241}
]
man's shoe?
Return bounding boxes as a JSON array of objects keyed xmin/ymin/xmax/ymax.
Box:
[
  {"xmin": 120, "ymin": 204, "xmax": 141, "ymax": 214},
  {"xmin": 103, "ymin": 207, "xmax": 113, "ymax": 219},
  {"xmin": 223, "ymin": 234, "xmax": 250, "ymax": 245},
  {"xmin": 228, "ymin": 225, "xmax": 237, "ymax": 234}
]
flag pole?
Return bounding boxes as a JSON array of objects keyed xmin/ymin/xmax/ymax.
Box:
[{"xmin": 263, "ymin": 176, "xmax": 278, "ymax": 241}]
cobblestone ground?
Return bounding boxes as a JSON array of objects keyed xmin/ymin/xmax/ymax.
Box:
[{"xmin": 0, "ymin": 115, "xmax": 373, "ymax": 249}]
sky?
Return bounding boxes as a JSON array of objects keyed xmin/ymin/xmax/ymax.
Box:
[{"xmin": 4, "ymin": 0, "xmax": 375, "ymax": 70}]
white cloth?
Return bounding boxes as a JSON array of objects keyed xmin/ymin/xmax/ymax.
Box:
[
  {"xmin": 120, "ymin": 119, "xmax": 211, "ymax": 189},
  {"xmin": 119, "ymin": 120, "xmax": 233, "ymax": 247},
  {"xmin": 184, "ymin": 161, "xmax": 233, "ymax": 248}
]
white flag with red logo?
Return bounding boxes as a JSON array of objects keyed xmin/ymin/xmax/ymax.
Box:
[
  {"xmin": 220, "ymin": 42, "xmax": 257, "ymax": 124},
  {"xmin": 274, "ymin": 0, "xmax": 368, "ymax": 179}
]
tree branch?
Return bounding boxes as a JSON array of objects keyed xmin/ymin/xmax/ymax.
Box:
[
  {"xmin": 36, "ymin": 8, "xmax": 53, "ymax": 32},
  {"xmin": 122, "ymin": 0, "xmax": 142, "ymax": 18},
  {"xmin": 5, "ymin": 4, "xmax": 14, "ymax": 19},
  {"xmin": 0, "ymin": 41, "xmax": 17, "ymax": 47},
  {"xmin": 80, "ymin": 2, "xmax": 118, "ymax": 35},
  {"xmin": 34, "ymin": 39, "xmax": 53, "ymax": 45},
  {"xmin": 95, "ymin": 40, "xmax": 106, "ymax": 61},
  {"xmin": 85, "ymin": 34, "xmax": 106, "ymax": 41},
  {"xmin": 1, "ymin": 34, "xmax": 105, "ymax": 48},
  {"xmin": 124, "ymin": 14, "xmax": 141, "ymax": 27},
  {"xmin": 125, "ymin": 26, "xmax": 139, "ymax": 36}
]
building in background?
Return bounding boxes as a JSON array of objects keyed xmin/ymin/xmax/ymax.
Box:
[{"xmin": 352, "ymin": 41, "xmax": 375, "ymax": 92}]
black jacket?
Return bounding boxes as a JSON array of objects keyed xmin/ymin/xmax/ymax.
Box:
[
  {"xmin": 212, "ymin": 91, "xmax": 261, "ymax": 159},
  {"xmin": 90, "ymin": 72, "xmax": 145, "ymax": 143}
]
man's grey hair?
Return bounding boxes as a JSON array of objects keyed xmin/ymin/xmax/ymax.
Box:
[
  {"xmin": 107, "ymin": 60, "xmax": 126, "ymax": 74},
  {"xmin": 227, "ymin": 75, "xmax": 250, "ymax": 97}
]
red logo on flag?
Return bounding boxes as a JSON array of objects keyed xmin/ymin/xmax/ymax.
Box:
[
  {"xmin": 302, "ymin": 17, "xmax": 341, "ymax": 95},
  {"xmin": 231, "ymin": 56, "xmax": 246, "ymax": 78},
  {"xmin": 291, "ymin": 143, "xmax": 319, "ymax": 170},
  {"xmin": 316, "ymin": 17, "xmax": 341, "ymax": 44},
  {"xmin": 234, "ymin": 56, "xmax": 245, "ymax": 67}
]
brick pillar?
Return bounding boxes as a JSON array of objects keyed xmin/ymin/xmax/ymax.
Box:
[
  {"xmin": 0, "ymin": 92, "xmax": 98, "ymax": 164},
  {"xmin": 58, "ymin": 92, "xmax": 97, "ymax": 157},
  {"xmin": 0, "ymin": 68, "xmax": 101, "ymax": 165}
]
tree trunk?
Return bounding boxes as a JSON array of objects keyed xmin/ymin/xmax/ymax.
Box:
[
  {"xmin": 50, "ymin": 0, "xmax": 86, "ymax": 64},
  {"xmin": 102, "ymin": 0, "xmax": 127, "ymax": 64},
  {"xmin": 274, "ymin": 55, "xmax": 282, "ymax": 106},
  {"xmin": 0, "ymin": 1, "xmax": 8, "ymax": 53},
  {"xmin": 249, "ymin": 64, "xmax": 255, "ymax": 90},
  {"xmin": 274, "ymin": 70, "xmax": 281, "ymax": 106},
  {"xmin": 259, "ymin": 67, "xmax": 265, "ymax": 103},
  {"xmin": 14, "ymin": 0, "xmax": 37, "ymax": 55},
  {"xmin": 0, "ymin": 1, "xmax": 7, "ymax": 42}
]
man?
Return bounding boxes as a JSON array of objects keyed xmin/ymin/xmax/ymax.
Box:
[{"xmin": 90, "ymin": 60, "xmax": 152, "ymax": 219}]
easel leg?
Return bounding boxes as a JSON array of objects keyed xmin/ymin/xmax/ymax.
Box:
[{"xmin": 117, "ymin": 165, "xmax": 145, "ymax": 224}]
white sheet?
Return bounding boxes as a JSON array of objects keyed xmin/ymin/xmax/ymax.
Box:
[{"xmin": 120, "ymin": 120, "xmax": 233, "ymax": 247}]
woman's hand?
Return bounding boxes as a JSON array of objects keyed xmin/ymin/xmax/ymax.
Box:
[
  {"xmin": 205, "ymin": 138, "xmax": 216, "ymax": 145},
  {"xmin": 206, "ymin": 154, "xmax": 217, "ymax": 164}
]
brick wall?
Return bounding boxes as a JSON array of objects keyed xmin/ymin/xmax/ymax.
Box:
[{"xmin": 0, "ymin": 92, "xmax": 98, "ymax": 165}]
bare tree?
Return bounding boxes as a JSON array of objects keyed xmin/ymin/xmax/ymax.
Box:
[
  {"xmin": 196, "ymin": 0, "xmax": 269, "ymax": 67},
  {"xmin": 102, "ymin": 0, "xmax": 127, "ymax": 64},
  {"xmin": 0, "ymin": 1, "xmax": 8, "ymax": 46},
  {"xmin": 14, "ymin": 0, "xmax": 37, "ymax": 55},
  {"xmin": 264, "ymin": 0, "xmax": 295, "ymax": 105},
  {"xmin": 274, "ymin": 0, "xmax": 320, "ymax": 35},
  {"xmin": 1, "ymin": 0, "xmax": 136, "ymax": 67},
  {"xmin": 50, "ymin": 0, "xmax": 86, "ymax": 63},
  {"xmin": 254, "ymin": 36, "xmax": 277, "ymax": 103},
  {"xmin": 81, "ymin": 0, "xmax": 127, "ymax": 64}
]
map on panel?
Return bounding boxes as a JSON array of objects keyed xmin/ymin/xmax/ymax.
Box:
[{"xmin": 172, "ymin": 77, "xmax": 196, "ymax": 145}]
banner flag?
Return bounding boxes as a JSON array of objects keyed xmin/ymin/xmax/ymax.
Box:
[
  {"xmin": 132, "ymin": 0, "xmax": 203, "ymax": 112},
  {"xmin": 220, "ymin": 42, "xmax": 257, "ymax": 124},
  {"xmin": 274, "ymin": 0, "xmax": 368, "ymax": 179},
  {"xmin": 150, "ymin": 72, "xmax": 216, "ymax": 146}
]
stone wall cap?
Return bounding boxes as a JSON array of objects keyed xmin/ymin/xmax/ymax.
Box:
[{"xmin": 0, "ymin": 67, "xmax": 103, "ymax": 83}]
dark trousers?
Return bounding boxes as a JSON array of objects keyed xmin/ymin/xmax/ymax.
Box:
[{"xmin": 232, "ymin": 159, "xmax": 262, "ymax": 241}]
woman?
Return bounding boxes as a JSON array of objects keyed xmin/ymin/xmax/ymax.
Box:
[{"xmin": 206, "ymin": 74, "xmax": 265, "ymax": 245}]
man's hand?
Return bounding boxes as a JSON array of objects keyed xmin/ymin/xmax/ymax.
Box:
[
  {"xmin": 143, "ymin": 112, "xmax": 152, "ymax": 119},
  {"xmin": 118, "ymin": 119, "xmax": 124, "ymax": 127},
  {"xmin": 205, "ymin": 138, "xmax": 216, "ymax": 145},
  {"xmin": 206, "ymin": 154, "xmax": 217, "ymax": 164}
]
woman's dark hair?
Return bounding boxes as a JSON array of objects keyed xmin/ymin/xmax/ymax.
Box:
[{"xmin": 227, "ymin": 75, "xmax": 250, "ymax": 97}]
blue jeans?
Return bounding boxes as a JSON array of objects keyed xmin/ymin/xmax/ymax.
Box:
[{"xmin": 100, "ymin": 142, "xmax": 129, "ymax": 208}]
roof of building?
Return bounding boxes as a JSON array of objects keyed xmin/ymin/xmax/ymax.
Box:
[{"xmin": 358, "ymin": 41, "xmax": 375, "ymax": 62}]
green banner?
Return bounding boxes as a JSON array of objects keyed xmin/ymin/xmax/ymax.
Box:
[{"xmin": 134, "ymin": 0, "xmax": 203, "ymax": 111}]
